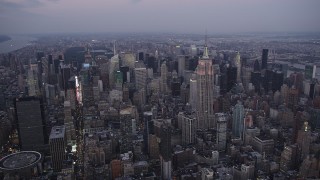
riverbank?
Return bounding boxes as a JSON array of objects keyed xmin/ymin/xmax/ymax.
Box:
[
  {"xmin": 0, "ymin": 35, "xmax": 37, "ymax": 54},
  {"xmin": 0, "ymin": 35, "xmax": 11, "ymax": 43}
]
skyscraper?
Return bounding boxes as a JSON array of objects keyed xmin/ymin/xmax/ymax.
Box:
[
  {"xmin": 272, "ymin": 71, "xmax": 284, "ymax": 92},
  {"xmin": 109, "ymin": 55, "xmax": 120, "ymax": 88},
  {"xmin": 263, "ymin": 69, "xmax": 274, "ymax": 92},
  {"xmin": 160, "ymin": 62, "xmax": 168, "ymax": 94},
  {"xmin": 253, "ymin": 59, "xmax": 260, "ymax": 72},
  {"xmin": 251, "ymin": 72, "xmax": 262, "ymax": 93},
  {"xmin": 49, "ymin": 125, "xmax": 66, "ymax": 171},
  {"xmin": 66, "ymin": 89, "xmax": 76, "ymax": 110},
  {"xmin": 114, "ymin": 70, "xmax": 123, "ymax": 90},
  {"xmin": 60, "ymin": 64, "xmax": 71, "ymax": 91},
  {"xmin": 216, "ymin": 113, "xmax": 227, "ymax": 151},
  {"xmin": 227, "ymin": 66, "xmax": 237, "ymax": 92},
  {"xmin": 189, "ymin": 74, "xmax": 197, "ymax": 111},
  {"xmin": 178, "ymin": 55, "xmax": 185, "ymax": 77},
  {"xmin": 179, "ymin": 112, "xmax": 197, "ymax": 145},
  {"xmin": 138, "ymin": 51, "xmax": 145, "ymax": 61},
  {"xmin": 120, "ymin": 66, "xmax": 130, "ymax": 83},
  {"xmin": 160, "ymin": 124, "xmax": 171, "ymax": 160},
  {"xmin": 53, "ymin": 58, "xmax": 60, "ymax": 74},
  {"xmin": 160, "ymin": 124, "xmax": 172, "ymax": 180},
  {"xmin": 261, "ymin": 49, "xmax": 268, "ymax": 70},
  {"xmin": 143, "ymin": 111, "xmax": 153, "ymax": 154},
  {"xmin": 64, "ymin": 101, "xmax": 75, "ymax": 143},
  {"xmin": 120, "ymin": 110, "xmax": 133, "ymax": 153},
  {"xmin": 242, "ymin": 66, "xmax": 252, "ymax": 91},
  {"xmin": 122, "ymin": 52, "xmax": 136, "ymax": 68},
  {"xmin": 15, "ymin": 97, "xmax": 47, "ymax": 151},
  {"xmin": 195, "ymin": 43, "xmax": 215, "ymax": 129},
  {"xmin": 305, "ymin": 64, "xmax": 316, "ymax": 80},
  {"xmin": 134, "ymin": 66, "xmax": 147, "ymax": 91},
  {"xmin": 234, "ymin": 52, "xmax": 242, "ymax": 83},
  {"xmin": 287, "ymin": 87, "xmax": 299, "ymax": 110},
  {"xmin": 232, "ymin": 101, "xmax": 244, "ymax": 138}
]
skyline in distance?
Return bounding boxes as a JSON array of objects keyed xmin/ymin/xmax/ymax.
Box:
[{"xmin": 0, "ymin": 0, "xmax": 320, "ymax": 34}]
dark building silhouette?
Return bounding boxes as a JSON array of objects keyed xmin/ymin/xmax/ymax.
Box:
[
  {"xmin": 61, "ymin": 65, "xmax": 71, "ymax": 91},
  {"xmin": 261, "ymin": 49, "xmax": 268, "ymax": 70},
  {"xmin": 251, "ymin": 72, "xmax": 262, "ymax": 93},
  {"xmin": 147, "ymin": 56, "xmax": 157, "ymax": 73},
  {"xmin": 0, "ymin": 86, "xmax": 6, "ymax": 110},
  {"xmin": 144, "ymin": 53, "xmax": 150, "ymax": 65},
  {"xmin": 272, "ymin": 71, "xmax": 284, "ymax": 92},
  {"xmin": 264, "ymin": 70, "xmax": 274, "ymax": 92},
  {"xmin": 58, "ymin": 55, "xmax": 63, "ymax": 61},
  {"xmin": 227, "ymin": 67, "xmax": 237, "ymax": 92},
  {"xmin": 48, "ymin": 54, "xmax": 53, "ymax": 65},
  {"xmin": 241, "ymin": 57, "xmax": 248, "ymax": 67},
  {"xmin": 15, "ymin": 97, "xmax": 47, "ymax": 151},
  {"xmin": 48, "ymin": 54, "xmax": 53, "ymax": 78},
  {"xmin": 54, "ymin": 59, "xmax": 60, "ymax": 74},
  {"xmin": 160, "ymin": 124, "xmax": 171, "ymax": 160},
  {"xmin": 67, "ymin": 76, "xmax": 76, "ymax": 90},
  {"xmin": 280, "ymin": 64, "xmax": 289, "ymax": 77},
  {"xmin": 219, "ymin": 64, "xmax": 228, "ymax": 94},
  {"xmin": 290, "ymin": 72, "xmax": 304, "ymax": 94},
  {"xmin": 138, "ymin": 51, "xmax": 145, "ymax": 61},
  {"xmin": 184, "ymin": 55, "xmax": 191, "ymax": 71},
  {"xmin": 171, "ymin": 81, "xmax": 181, "ymax": 97},
  {"xmin": 167, "ymin": 61, "xmax": 175, "ymax": 73},
  {"xmin": 63, "ymin": 47, "xmax": 85, "ymax": 68},
  {"xmin": 253, "ymin": 59, "xmax": 260, "ymax": 72},
  {"xmin": 120, "ymin": 66, "xmax": 129, "ymax": 83},
  {"xmin": 310, "ymin": 83, "xmax": 316, "ymax": 99},
  {"xmin": 188, "ymin": 58, "xmax": 198, "ymax": 71},
  {"xmin": 287, "ymin": 87, "xmax": 299, "ymax": 110},
  {"xmin": 219, "ymin": 74, "xmax": 227, "ymax": 95},
  {"xmin": 143, "ymin": 112, "xmax": 153, "ymax": 154}
]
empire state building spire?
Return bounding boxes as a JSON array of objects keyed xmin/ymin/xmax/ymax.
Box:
[
  {"xmin": 194, "ymin": 31, "xmax": 215, "ymax": 129},
  {"xmin": 202, "ymin": 31, "xmax": 209, "ymax": 59}
]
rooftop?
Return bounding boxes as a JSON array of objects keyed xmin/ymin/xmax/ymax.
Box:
[
  {"xmin": 255, "ymin": 135, "xmax": 274, "ymax": 142},
  {"xmin": 143, "ymin": 111, "xmax": 152, "ymax": 116},
  {"xmin": 0, "ymin": 151, "xmax": 41, "ymax": 171},
  {"xmin": 50, "ymin": 125, "xmax": 66, "ymax": 139},
  {"xmin": 64, "ymin": 101, "xmax": 71, "ymax": 107},
  {"xmin": 120, "ymin": 107, "xmax": 132, "ymax": 115}
]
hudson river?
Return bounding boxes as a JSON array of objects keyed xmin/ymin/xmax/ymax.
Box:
[{"xmin": 0, "ymin": 35, "xmax": 37, "ymax": 54}]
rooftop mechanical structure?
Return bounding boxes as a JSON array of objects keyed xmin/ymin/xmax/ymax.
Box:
[{"xmin": 0, "ymin": 151, "xmax": 42, "ymax": 178}]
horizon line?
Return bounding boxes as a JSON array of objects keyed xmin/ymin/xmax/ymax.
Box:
[{"xmin": 3, "ymin": 30, "xmax": 320, "ymax": 37}]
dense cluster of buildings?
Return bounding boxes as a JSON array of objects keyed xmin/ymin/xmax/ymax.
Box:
[{"xmin": 0, "ymin": 33, "xmax": 320, "ymax": 179}]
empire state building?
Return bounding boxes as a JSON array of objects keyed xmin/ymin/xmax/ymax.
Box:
[{"xmin": 195, "ymin": 43, "xmax": 215, "ymax": 129}]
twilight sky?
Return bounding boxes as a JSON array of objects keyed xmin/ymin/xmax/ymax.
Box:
[{"xmin": 0, "ymin": 0, "xmax": 320, "ymax": 34}]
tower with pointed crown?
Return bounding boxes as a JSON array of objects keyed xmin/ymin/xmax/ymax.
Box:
[
  {"xmin": 203, "ymin": 32, "xmax": 209, "ymax": 59},
  {"xmin": 195, "ymin": 35, "xmax": 215, "ymax": 129}
]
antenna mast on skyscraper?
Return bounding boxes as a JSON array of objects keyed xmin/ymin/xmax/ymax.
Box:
[
  {"xmin": 113, "ymin": 40, "xmax": 116, "ymax": 55},
  {"xmin": 205, "ymin": 28, "xmax": 208, "ymax": 46},
  {"xmin": 203, "ymin": 29, "xmax": 209, "ymax": 59}
]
